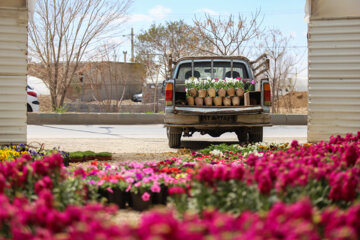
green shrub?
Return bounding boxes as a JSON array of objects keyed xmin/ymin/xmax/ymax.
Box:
[{"xmin": 95, "ymin": 152, "xmax": 112, "ymax": 157}]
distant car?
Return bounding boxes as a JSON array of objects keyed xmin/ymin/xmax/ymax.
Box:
[
  {"xmin": 27, "ymin": 85, "xmax": 40, "ymax": 112},
  {"xmin": 132, "ymin": 92, "xmax": 142, "ymax": 102}
]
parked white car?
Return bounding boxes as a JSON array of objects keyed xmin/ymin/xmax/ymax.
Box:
[{"xmin": 27, "ymin": 85, "xmax": 40, "ymax": 112}]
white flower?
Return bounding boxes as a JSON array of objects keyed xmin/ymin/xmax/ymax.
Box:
[{"xmin": 210, "ymin": 149, "xmax": 223, "ymax": 157}]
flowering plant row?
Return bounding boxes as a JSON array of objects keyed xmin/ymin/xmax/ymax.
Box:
[
  {"xmin": 185, "ymin": 77, "xmax": 255, "ymax": 92},
  {"xmin": 184, "ymin": 77, "xmax": 256, "ymax": 106},
  {"xmin": 0, "ymin": 144, "xmax": 68, "ymax": 163},
  {"xmin": 69, "ymin": 134, "xmax": 360, "ymax": 214},
  {"xmin": 170, "ymin": 133, "xmax": 360, "ymax": 214},
  {"xmin": 0, "ymin": 153, "xmax": 96, "ymax": 210},
  {"xmin": 1, "ymin": 194, "xmax": 360, "ymax": 239}
]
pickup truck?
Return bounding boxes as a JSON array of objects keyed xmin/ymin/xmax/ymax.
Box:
[{"xmin": 164, "ymin": 55, "xmax": 271, "ymax": 148}]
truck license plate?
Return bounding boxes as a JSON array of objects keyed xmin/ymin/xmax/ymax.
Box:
[{"xmin": 200, "ymin": 115, "xmax": 236, "ymax": 123}]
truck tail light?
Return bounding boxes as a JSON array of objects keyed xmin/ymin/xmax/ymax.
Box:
[
  {"xmin": 263, "ymin": 82, "xmax": 271, "ymax": 106},
  {"xmin": 27, "ymin": 91, "xmax": 37, "ymax": 97},
  {"xmin": 165, "ymin": 82, "xmax": 173, "ymax": 106}
]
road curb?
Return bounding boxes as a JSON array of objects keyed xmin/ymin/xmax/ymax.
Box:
[
  {"xmin": 27, "ymin": 113, "xmax": 164, "ymax": 125},
  {"xmin": 271, "ymin": 114, "xmax": 307, "ymax": 125},
  {"xmin": 28, "ymin": 113, "xmax": 307, "ymax": 125}
]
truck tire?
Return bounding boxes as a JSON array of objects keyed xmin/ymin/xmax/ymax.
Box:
[
  {"xmin": 236, "ymin": 129, "xmax": 248, "ymax": 144},
  {"xmin": 167, "ymin": 127, "xmax": 182, "ymax": 148},
  {"xmin": 249, "ymin": 127, "xmax": 263, "ymax": 143}
]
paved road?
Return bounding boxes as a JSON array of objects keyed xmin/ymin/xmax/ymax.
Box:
[
  {"xmin": 27, "ymin": 125, "xmax": 307, "ymax": 155},
  {"xmin": 28, "ymin": 124, "xmax": 306, "ymax": 139}
]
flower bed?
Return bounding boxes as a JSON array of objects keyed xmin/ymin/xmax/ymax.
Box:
[
  {"xmin": 0, "ymin": 144, "xmax": 69, "ymax": 165},
  {"xmin": 171, "ymin": 133, "xmax": 360, "ymax": 214},
  {"xmin": 67, "ymin": 133, "xmax": 360, "ymax": 215},
  {"xmin": 0, "ymin": 133, "xmax": 359, "ymax": 239},
  {"xmin": 0, "ymin": 195, "xmax": 360, "ymax": 239},
  {"xmin": 0, "ymin": 153, "xmax": 96, "ymax": 210},
  {"xmin": 185, "ymin": 77, "xmax": 256, "ymax": 106}
]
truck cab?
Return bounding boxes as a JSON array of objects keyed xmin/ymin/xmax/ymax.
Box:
[{"xmin": 164, "ymin": 55, "xmax": 271, "ymax": 148}]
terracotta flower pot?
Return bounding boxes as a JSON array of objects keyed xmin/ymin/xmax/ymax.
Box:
[
  {"xmin": 186, "ymin": 96, "xmax": 195, "ymax": 106},
  {"xmin": 232, "ymin": 96, "xmax": 240, "ymax": 106},
  {"xmin": 188, "ymin": 88, "xmax": 197, "ymax": 97},
  {"xmin": 204, "ymin": 97, "xmax": 213, "ymax": 106},
  {"xmin": 195, "ymin": 97, "xmax": 204, "ymax": 106},
  {"xmin": 207, "ymin": 88, "xmax": 216, "ymax": 97},
  {"xmin": 214, "ymin": 96, "xmax": 222, "ymax": 106},
  {"xmin": 198, "ymin": 89, "xmax": 207, "ymax": 98},
  {"xmin": 227, "ymin": 88, "xmax": 235, "ymax": 97},
  {"xmin": 217, "ymin": 88, "xmax": 226, "ymax": 97},
  {"xmin": 223, "ymin": 97, "xmax": 231, "ymax": 106},
  {"xmin": 236, "ymin": 88, "xmax": 244, "ymax": 97}
]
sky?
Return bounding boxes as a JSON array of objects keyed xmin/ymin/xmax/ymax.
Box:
[{"xmin": 118, "ymin": 0, "xmax": 309, "ymax": 88}]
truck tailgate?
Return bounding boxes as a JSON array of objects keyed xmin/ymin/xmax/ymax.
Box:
[{"xmin": 174, "ymin": 106, "xmax": 263, "ymax": 114}]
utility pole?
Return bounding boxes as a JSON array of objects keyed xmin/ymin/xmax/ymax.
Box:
[
  {"xmin": 123, "ymin": 51, "xmax": 127, "ymax": 63},
  {"xmin": 131, "ymin": 28, "xmax": 134, "ymax": 62}
]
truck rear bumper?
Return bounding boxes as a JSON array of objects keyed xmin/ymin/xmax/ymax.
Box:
[
  {"xmin": 173, "ymin": 106, "xmax": 264, "ymax": 114},
  {"xmin": 164, "ymin": 113, "xmax": 271, "ymax": 128}
]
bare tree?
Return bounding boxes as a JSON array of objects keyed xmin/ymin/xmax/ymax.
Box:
[
  {"xmin": 28, "ymin": 0, "xmax": 132, "ymax": 110},
  {"xmin": 135, "ymin": 20, "xmax": 211, "ymax": 80},
  {"xmin": 261, "ymin": 28, "xmax": 304, "ymax": 112},
  {"xmin": 193, "ymin": 10, "xmax": 263, "ymax": 56}
]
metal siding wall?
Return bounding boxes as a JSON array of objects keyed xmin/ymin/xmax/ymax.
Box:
[
  {"xmin": 0, "ymin": 9, "xmax": 27, "ymax": 144},
  {"xmin": 308, "ymin": 18, "xmax": 360, "ymax": 142}
]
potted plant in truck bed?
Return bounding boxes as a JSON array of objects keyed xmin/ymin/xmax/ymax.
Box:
[{"xmin": 185, "ymin": 78, "xmax": 196, "ymax": 106}]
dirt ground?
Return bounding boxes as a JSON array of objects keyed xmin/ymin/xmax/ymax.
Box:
[{"xmin": 274, "ymin": 91, "xmax": 308, "ymax": 114}]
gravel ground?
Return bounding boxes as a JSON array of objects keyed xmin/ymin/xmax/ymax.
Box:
[{"xmin": 27, "ymin": 137, "xmax": 306, "ymax": 154}]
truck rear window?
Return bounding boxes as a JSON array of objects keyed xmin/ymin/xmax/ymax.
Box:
[{"xmin": 176, "ymin": 61, "xmax": 249, "ymax": 80}]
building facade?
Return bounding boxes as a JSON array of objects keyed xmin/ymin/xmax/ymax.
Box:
[
  {"xmin": 0, "ymin": 0, "xmax": 29, "ymax": 144},
  {"xmin": 307, "ymin": 0, "xmax": 360, "ymax": 142}
]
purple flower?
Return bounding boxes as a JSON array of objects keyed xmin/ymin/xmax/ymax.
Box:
[{"xmin": 136, "ymin": 173, "xmax": 143, "ymax": 180}]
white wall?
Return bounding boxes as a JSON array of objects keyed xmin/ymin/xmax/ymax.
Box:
[{"xmin": 0, "ymin": 4, "xmax": 28, "ymax": 144}]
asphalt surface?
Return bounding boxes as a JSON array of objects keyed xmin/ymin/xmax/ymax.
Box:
[
  {"xmin": 28, "ymin": 124, "xmax": 307, "ymax": 139},
  {"xmin": 27, "ymin": 125, "xmax": 307, "ymax": 154}
]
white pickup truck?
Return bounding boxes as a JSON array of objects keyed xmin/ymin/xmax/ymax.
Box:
[{"xmin": 164, "ymin": 55, "xmax": 271, "ymax": 148}]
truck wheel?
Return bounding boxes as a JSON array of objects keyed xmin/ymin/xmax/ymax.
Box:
[
  {"xmin": 167, "ymin": 127, "xmax": 182, "ymax": 148},
  {"xmin": 236, "ymin": 129, "xmax": 248, "ymax": 144},
  {"xmin": 249, "ymin": 127, "xmax": 263, "ymax": 143}
]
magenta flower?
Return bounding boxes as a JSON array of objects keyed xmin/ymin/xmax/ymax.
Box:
[
  {"xmin": 142, "ymin": 192, "xmax": 151, "ymax": 202},
  {"xmin": 168, "ymin": 187, "xmax": 186, "ymax": 196}
]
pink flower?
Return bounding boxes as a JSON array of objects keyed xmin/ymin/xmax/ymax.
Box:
[
  {"xmin": 106, "ymin": 187, "xmax": 113, "ymax": 193},
  {"xmin": 251, "ymin": 80, "xmax": 256, "ymax": 85},
  {"xmin": 74, "ymin": 168, "xmax": 86, "ymax": 178},
  {"xmin": 236, "ymin": 77, "xmax": 242, "ymax": 80},
  {"xmin": 151, "ymin": 184, "xmax": 161, "ymax": 193},
  {"xmin": 142, "ymin": 192, "xmax": 151, "ymax": 202}
]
